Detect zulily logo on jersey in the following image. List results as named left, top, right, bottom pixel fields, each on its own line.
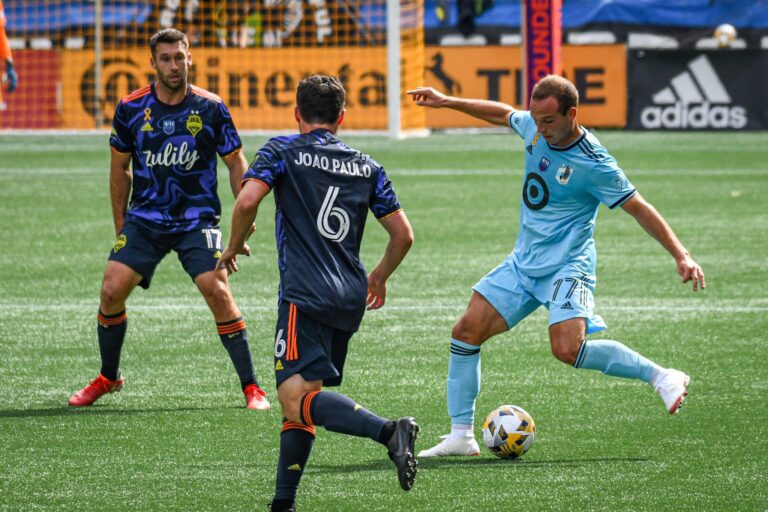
left=143, top=141, right=200, bottom=170
left=641, top=55, right=746, bottom=129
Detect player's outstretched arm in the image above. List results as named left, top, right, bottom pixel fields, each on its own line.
left=219, top=180, right=269, bottom=274
left=621, top=193, right=706, bottom=291
left=366, top=210, right=414, bottom=310
left=109, top=149, right=132, bottom=235
left=406, top=87, right=515, bottom=127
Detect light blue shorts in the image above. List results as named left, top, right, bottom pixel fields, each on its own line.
left=473, top=255, right=607, bottom=334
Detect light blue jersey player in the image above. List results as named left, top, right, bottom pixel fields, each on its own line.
left=408, top=75, right=706, bottom=458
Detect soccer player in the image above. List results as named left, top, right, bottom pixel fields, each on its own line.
left=68, top=28, right=269, bottom=411
left=408, top=76, right=706, bottom=458
left=0, top=0, right=18, bottom=110
left=218, top=75, right=419, bottom=511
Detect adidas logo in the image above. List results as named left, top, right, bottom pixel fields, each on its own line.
left=287, top=464, right=302, bottom=471
left=640, top=55, right=747, bottom=129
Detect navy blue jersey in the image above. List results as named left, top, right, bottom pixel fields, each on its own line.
left=110, top=83, right=242, bottom=233
left=243, top=129, right=402, bottom=332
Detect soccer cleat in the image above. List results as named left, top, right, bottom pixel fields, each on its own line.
left=655, top=369, right=690, bottom=414
left=68, top=373, right=124, bottom=407
left=244, top=384, right=271, bottom=410
left=268, top=499, right=295, bottom=512
left=417, top=434, right=481, bottom=458
left=387, top=416, right=419, bottom=491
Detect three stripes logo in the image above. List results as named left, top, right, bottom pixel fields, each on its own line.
left=640, top=55, right=747, bottom=129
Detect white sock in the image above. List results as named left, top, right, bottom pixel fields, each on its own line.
left=649, top=366, right=667, bottom=389
left=450, top=423, right=474, bottom=438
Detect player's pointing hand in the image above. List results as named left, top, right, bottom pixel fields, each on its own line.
left=407, top=87, right=450, bottom=108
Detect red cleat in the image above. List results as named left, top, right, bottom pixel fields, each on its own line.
left=243, top=384, right=270, bottom=410
left=68, top=373, right=124, bottom=407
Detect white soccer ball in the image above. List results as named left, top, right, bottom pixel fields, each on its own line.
left=714, top=23, right=737, bottom=48
left=481, top=404, right=536, bottom=459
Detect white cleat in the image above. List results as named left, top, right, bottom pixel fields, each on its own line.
left=655, top=369, right=690, bottom=414
left=417, top=434, right=481, bottom=458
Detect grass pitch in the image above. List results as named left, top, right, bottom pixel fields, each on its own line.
left=0, top=131, right=766, bottom=511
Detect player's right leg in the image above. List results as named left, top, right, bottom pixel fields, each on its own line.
left=70, top=221, right=165, bottom=407
left=420, top=257, right=539, bottom=458
left=69, top=261, right=142, bottom=406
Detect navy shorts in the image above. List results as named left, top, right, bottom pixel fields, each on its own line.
left=108, top=218, right=223, bottom=289
left=273, top=301, right=354, bottom=388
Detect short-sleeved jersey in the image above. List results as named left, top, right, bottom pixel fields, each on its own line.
left=110, top=83, right=242, bottom=233
left=508, top=110, right=636, bottom=277
left=243, top=129, right=402, bottom=332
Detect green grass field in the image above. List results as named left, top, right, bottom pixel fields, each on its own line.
left=1, top=131, right=766, bottom=511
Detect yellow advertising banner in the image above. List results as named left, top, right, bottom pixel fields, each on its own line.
left=422, top=45, right=626, bottom=127
left=61, top=45, right=626, bottom=130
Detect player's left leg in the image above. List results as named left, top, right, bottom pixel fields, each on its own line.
left=194, top=269, right=269, bottom=410
left=180, top=228, right=268, bottom=409
left=546, top=272, right=689, bottom=414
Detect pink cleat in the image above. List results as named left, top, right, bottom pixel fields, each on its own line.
left=244, top=384, right=270, bottom=410
left=69, top=373, right=124, bottom=407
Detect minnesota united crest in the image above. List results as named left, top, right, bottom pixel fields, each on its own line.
left=556, top=165, right=574, bottom=185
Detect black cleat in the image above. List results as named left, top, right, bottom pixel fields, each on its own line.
left=387, top=416, right=419, bottom=491
left=269, top=499, right=295, bottom=512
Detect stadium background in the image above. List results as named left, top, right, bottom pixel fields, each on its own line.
left=1, top=2, right=767, bottom=511
left=1, top=0, right=768, bottom=130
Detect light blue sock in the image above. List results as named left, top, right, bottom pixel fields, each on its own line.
left=447, top=338, right=481, bottom=426
left=574, top=339, right=660, bottom=383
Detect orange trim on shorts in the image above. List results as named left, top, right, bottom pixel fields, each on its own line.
left=97, top=311, right=127, bottom=326
left=286, top=303, right=298, bottom=361
left=217, top=320, right=246, bottom=335
left=302, top=391, right=320, bottom=426
left=282, top=421, right=316, bottom=436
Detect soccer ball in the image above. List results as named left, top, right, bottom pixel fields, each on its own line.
left=714, top=23, right=737, bottom=48
left=481, top=405, right=536, bottom=459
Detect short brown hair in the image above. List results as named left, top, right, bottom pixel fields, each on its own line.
left=149, top=29, right=189, bottom=56
left=297, top=75, right=346, bottom=125
left=531, top=75, right=579, bottom=115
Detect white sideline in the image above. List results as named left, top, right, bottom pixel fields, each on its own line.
left=0, top=302, right=765, bottom=313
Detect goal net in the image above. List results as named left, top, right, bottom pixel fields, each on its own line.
left=1, top=0, right=425, bottom=134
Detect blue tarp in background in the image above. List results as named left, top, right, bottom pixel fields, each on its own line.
left=5, top=0, right=768, bottom=33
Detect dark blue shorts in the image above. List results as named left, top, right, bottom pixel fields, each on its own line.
left=108, top=218, right=223, bottom=289
left=274, top=301, right=354, bottom=388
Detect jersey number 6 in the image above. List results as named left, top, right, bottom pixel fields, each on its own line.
left=317, top=186, right=351, bottom=242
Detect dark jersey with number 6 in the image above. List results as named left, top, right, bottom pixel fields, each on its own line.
left=243, top=129, right=401, bottom=332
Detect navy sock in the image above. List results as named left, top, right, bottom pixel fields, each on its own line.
left=274, top=420, right=315, bottom=502
left=97, top=309, right=127, bottom=381
left=217, top=317, right=257, bottom=389
left=301, top=391, right=389, bottom=444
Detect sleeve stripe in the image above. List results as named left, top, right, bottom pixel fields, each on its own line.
left=376, top=207, right=403, bottom=220
left=609, top=189, right=637, bottom=209
left=220, top=146, right=242, bottom=158
left=242, top=177, right=271, bottom=191
left=110, top=146, right=131, bottom=155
